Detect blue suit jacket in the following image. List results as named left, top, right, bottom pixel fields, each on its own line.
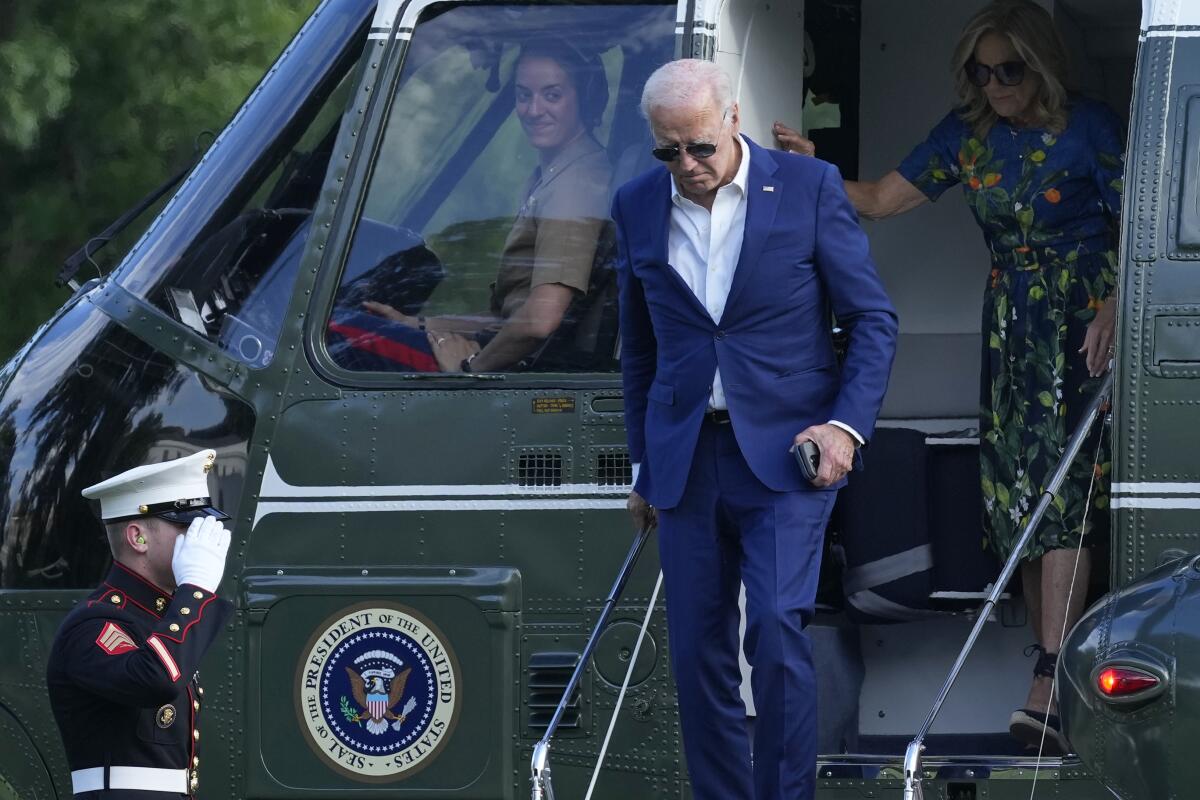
left=613, top=137, right=899, bottom=510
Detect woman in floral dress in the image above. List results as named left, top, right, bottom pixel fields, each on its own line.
left=776, top=0, right=1123, bottom=753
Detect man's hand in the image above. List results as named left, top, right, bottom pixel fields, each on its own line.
left=773, top=121, right=816, bottom=157
left=362, top=300, right=414, bottom=325
left=428, top=332, right=482, bottom=372
left=171, top=516, right=232, bottom=593
left=627, top=490, right=657, bottom=531
left=793, top=424, right=856, bottom=487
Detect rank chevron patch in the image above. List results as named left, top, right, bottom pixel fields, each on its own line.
left=95, top=622, right=138, bottom=655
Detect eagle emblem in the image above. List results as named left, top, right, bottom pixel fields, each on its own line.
left=342, top=650, right=416, bottom=735
left=300, top=606, right=460, bottom=779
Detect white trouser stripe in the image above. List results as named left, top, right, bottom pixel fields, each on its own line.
left=72, top=766, right=188, bottom=793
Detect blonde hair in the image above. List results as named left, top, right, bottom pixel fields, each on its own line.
left=952, top=0, right=1070, bottom=139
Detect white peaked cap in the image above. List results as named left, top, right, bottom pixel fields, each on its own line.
left=82, top=449, right=228, bottom=523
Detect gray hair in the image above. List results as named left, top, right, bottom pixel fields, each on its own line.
left=639, top=59, right=734, bottom=120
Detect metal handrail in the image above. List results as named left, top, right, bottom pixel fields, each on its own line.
left=531, top=524, right=654, bottom=800
left=901, top=370, right=1114, bottom=800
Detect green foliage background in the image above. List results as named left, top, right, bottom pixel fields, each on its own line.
left=0, top=0, right=319, bottom=363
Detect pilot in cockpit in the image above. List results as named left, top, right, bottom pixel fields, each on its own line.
left=330, top=39, right=612, bottom=373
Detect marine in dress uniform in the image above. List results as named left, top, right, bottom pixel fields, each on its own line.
left=46, top=450, right=234, bottom=799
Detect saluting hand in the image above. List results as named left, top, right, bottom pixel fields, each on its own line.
left=793, top=424, right=856, bottom=488
left=171, top=516, right=232, bottom=594
left=773, top=121, right=816, bottom=157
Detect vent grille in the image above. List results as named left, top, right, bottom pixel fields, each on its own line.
left=596, top=452, right=632, bottom=486
left=527, top=651, right=581, bottom=729
left=517, top=452, right=564, bottom=487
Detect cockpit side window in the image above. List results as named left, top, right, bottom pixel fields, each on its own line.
left=323, top=3, right=675, bottom=376
left=136, top=29, right=369, bottom=370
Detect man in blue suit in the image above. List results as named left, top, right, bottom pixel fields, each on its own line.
left=613, top=59, right=898, bottom=800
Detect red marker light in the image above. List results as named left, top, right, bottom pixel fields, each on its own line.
left=1096, top=666, right=1159, bottom=697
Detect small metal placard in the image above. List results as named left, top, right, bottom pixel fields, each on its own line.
left=532, top=397, right=576, bottom=414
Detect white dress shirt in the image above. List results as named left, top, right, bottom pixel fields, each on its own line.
left=631, top=135, right=861, bottom=486
left=667, top=134, right=751, bottom=410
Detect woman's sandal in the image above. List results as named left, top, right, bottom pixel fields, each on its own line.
left=1009, top=708, right=1071, bottom=755
left=1008, top=646, right=1072, bottom=755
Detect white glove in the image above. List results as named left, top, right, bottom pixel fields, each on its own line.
left=171, top=516, right=232, bottom=594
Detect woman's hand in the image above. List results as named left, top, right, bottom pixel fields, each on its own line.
left=428, top=332, right=481, bottom=372
left=772, top=121, right=816, bottom=156
left=1079, top=296, right=1117, bottom=377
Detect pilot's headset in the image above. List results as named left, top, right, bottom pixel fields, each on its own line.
left=515, top=38, right=610, bottom=132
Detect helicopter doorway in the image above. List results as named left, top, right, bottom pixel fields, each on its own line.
left=707, top=0, right=1140, bottom=766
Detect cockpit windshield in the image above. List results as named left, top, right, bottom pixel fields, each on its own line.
left=324, top=3, right=675, bottom=375
left=109, top=1, right=374, bottom=369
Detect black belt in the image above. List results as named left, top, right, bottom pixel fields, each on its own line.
left=703, top=409, right=731, bottom=425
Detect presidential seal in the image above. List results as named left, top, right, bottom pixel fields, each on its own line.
left=297, top=604, right=459, bottom=780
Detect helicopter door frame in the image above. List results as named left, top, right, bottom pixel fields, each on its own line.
left=680, top=0, right=806, bottom=134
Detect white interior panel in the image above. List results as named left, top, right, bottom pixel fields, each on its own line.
left=858, top=0, right=1020, bottom=337
left=859, top=616, right=1035, bottom=736
left=716, top=0, right=806, bottom=146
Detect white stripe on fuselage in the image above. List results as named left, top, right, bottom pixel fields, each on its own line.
left=260, top=456, right=629, bottom=498
left=1110, top=482, right=1200, bottom=509
left=253, top=455, right=632, bottom=526
left=253, top=498, right=628, bottom=527
left=1111, top=497, right=1200, bottom=509
left=1113, top=482, right=1200, bottom=494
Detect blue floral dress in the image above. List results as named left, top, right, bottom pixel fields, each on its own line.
left=897, top=97, right=1124, bottom=561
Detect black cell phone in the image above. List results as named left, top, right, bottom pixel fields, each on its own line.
left=791, top=439, right=821, bottom=484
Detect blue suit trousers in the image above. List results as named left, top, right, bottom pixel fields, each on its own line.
left=658, top=419, right=835, bottom=800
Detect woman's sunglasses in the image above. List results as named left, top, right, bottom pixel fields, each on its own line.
left=965, top=59, right=1026, bottom=88
left=651, top=141, right=719, bottom=162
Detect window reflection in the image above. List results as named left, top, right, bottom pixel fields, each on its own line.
left=326, top=4, right=675, bottom=374
left=138, top=30, right=368, bottom=369
left=0, top=302, right=254, bottom=588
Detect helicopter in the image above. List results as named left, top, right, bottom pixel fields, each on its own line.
left=0, top=0, right=1195, bottom=798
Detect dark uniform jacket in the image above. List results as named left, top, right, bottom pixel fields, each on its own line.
left=46, top=562, right=233, bottom=798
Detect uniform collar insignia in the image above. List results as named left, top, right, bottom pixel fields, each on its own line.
left=106, top=562, right=174, bottom=617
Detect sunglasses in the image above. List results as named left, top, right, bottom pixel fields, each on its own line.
left=651, top=141, right=718, bottom=162
left=651, top=108, right=731, bottom=162
left=965, top=59, right=1026, bottom=87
